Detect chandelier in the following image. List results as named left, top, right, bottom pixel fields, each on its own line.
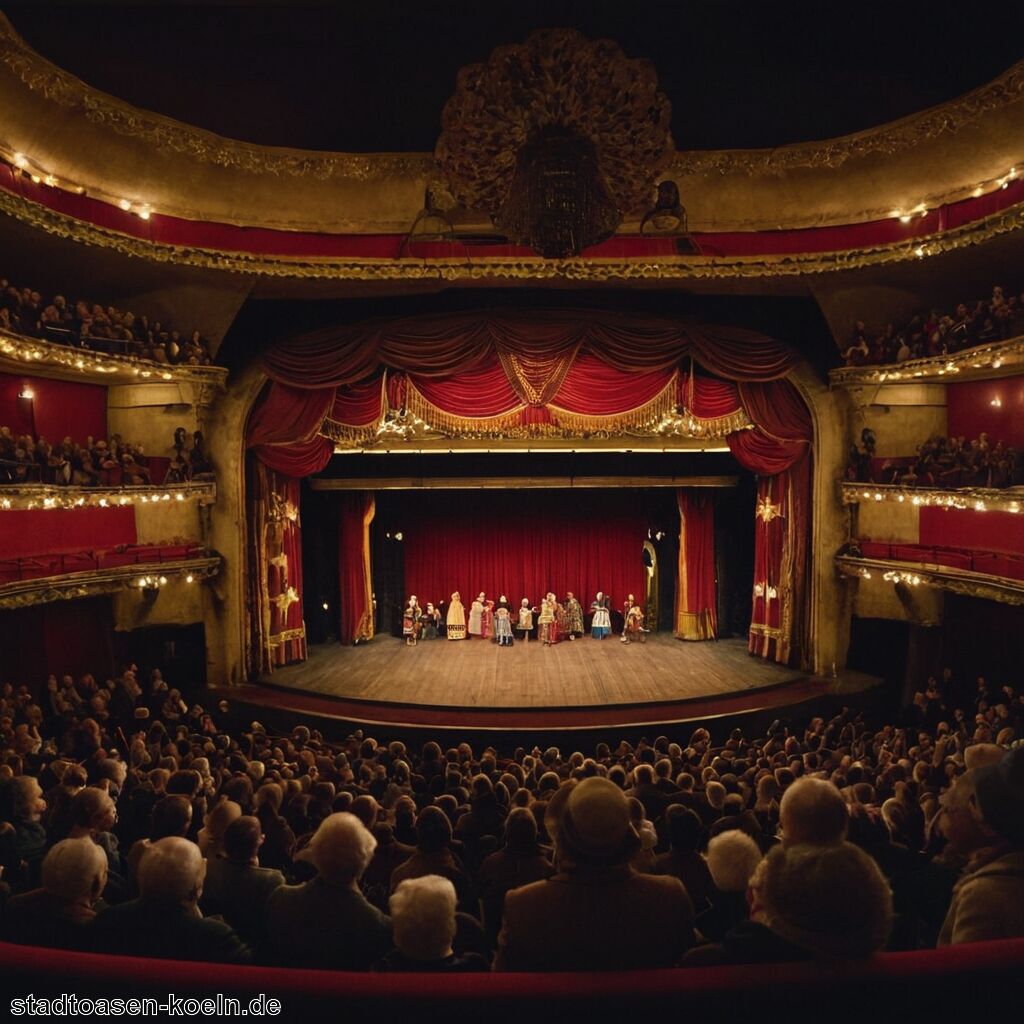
left=436, top=29, right=673, bottom=258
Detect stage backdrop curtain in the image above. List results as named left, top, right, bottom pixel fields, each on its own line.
left=247, top=461, right=307, bottom=674
left=675, top=490, right=717, bottom=641
left=399, top=490, right=648, bottom=618
left=338, top=492, right=376, bottom=646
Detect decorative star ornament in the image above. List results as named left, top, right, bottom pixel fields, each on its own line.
left=756, top=499, right=783, bottom=523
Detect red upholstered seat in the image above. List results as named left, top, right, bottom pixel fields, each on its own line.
left=97, top=550, right=136, bottom=569
left=60, top=552, right=99, bottom=573
left=20, top=557, right=59, bottom=579
left=859, top=540, right=892, bottom=559
left=893, top=544, right=929, bottom=563
left=158, top=544, right=191, bottom=560
left=146, top=456, right=171, bottom=485
left=932, top=550, right=971, bottom=570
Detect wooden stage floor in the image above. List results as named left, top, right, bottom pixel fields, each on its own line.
left=262, top=634, right=804, bottom=710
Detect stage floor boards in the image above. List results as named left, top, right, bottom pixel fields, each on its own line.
left=261, top=634, right=804, bottom=710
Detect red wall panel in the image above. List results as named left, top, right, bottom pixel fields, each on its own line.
left=0, top=372, right=107, bottom=442
left=919, top=507, right=1024, bottom=557
left=946, top=377, right=1024, bottom=449
left=0, top=506, right=137, bottom=559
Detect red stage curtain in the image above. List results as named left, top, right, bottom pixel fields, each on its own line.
left=550, top=356, right=674, bottom=414
left=727, top=379, right=813, bottom=666
left=246, top=462, right=307, bottom=674
left=0, top=373, right=107, bottom=442
left=338, top=492, right=376, bottom=645
left=261, top=310, right=800, bottom=389
left=675, top=490, right=717, bottom=641
left=246, top=382, right=335, bottom=476
left=399, top=491, right=648, bottom=617
left=0, top=506, right=136, bottom=559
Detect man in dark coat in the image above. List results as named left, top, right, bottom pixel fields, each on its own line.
left=92, top=836, right=250, bottom=963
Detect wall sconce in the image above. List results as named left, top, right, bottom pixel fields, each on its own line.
left=990, top=396, right=1002, bottom=408
left=18, top=386, right=34, bottom=400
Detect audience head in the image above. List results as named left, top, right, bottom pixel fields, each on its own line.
left=223, top=815, right=263, bottom=864
left=302, top=812, right=376, bottom=885
left=749, top=842, right=893, bottom=958
left=41, top=837, right=107, bottom=905
left=389, top=875, right=457, bottom=961
left=706, top=830, right=763, bottom=893
left=137, top=837, right=205, bottom=906
left=779, top=776, right=849, bottom=846
left=546, top=777, right=640, bottom=867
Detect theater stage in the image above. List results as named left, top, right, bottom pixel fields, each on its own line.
left=245, top=635, right=874, bottom=731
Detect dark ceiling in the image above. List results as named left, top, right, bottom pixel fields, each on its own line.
left=5, top=0, right=1024, bottom=154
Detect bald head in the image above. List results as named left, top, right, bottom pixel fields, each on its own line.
left=137, top=836, right=205, bottom=904
left=779, top=776, right=848, bottom=846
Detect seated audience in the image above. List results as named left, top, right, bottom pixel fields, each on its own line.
left=937, top=748, right=1024, bottom=944
left=93, top=836, right=250, bottom=963
left=779, top=776, right=849, bottom=846
left=375, top=875, right=488, bottom=971
left=685, top=842, right=893, bottom=965
left=697, top=830, right=763, bottom=941
left=494, top=777, right=695, bottom=971
left=263, top=812, right=391, bottom=969
left=202, top=815, right=285, bottom=947
left=1, top=837, right=107, bottom=949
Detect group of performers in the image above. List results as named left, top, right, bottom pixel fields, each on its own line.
left=401, top=591, right=647, bottom=647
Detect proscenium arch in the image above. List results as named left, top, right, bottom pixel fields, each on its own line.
left=205, top=315, right=844, bottom=687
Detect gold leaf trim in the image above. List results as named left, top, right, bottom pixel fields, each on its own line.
left=268, top=626, right=307, bottom=647
left=1, top=183, right=1022, bottom=281
left=836, top=555, right=1024, bottom=607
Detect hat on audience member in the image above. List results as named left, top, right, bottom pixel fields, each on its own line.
left=973, top=747, right=1024, bottom=845
left=548, top=777, right=640, bottom=865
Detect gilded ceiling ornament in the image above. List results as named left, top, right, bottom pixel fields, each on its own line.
left=436, top=29, right=673, bottom=257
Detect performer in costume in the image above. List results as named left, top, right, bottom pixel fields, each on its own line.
left=623, top=600, right=646, bottom=644
left=446, top=591, right=466, bottom=641
left=468, top=593, right=485, bottom=638
left=423, top=602, right=440, bottom=640
left=537, top=595, right=556, bottom=647
left=591, top=592, right=611, bottom=639
left=494, top=605, right=514, bottom=646
left=403, top=596, right=422, bottom=647
left=620, top=594, right=636, bottom=642
left=564, top=592, right=584, bottom=640
left=517, top=598, right=535, bottom=642
left=481, top=595, right=495, bottom=640
left=547, top=592, right=562, bottom=645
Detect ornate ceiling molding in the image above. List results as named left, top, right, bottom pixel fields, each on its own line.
left=1, top=179, right=1022, bottom=281
left=2, top=13, right=1022, bottom=187
left=0, top=13, right=430, bottom=183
